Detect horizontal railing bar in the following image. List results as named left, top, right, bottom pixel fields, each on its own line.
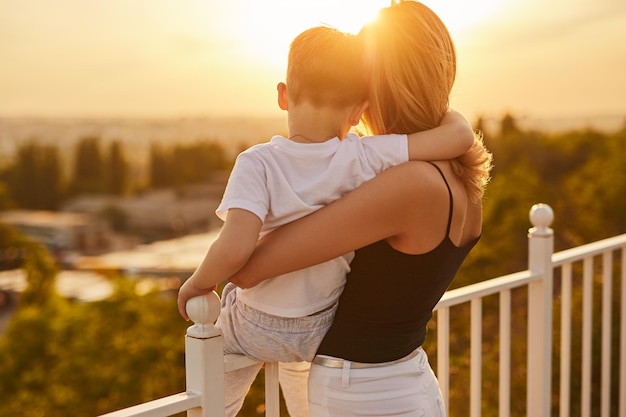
left=99, top=392, right=202, bottom=417
left=435, top=270, right=537, bottom=310
left=435, top=233, right=626, bottom=311
left=552, top=233, right=626, bottom=266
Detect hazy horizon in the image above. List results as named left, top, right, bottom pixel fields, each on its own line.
left=1, top=113, right=624, bottom=167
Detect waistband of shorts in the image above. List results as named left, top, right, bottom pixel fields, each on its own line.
left=307, top=302, right=336, bottom=316
left=312, top=348, right=421, bottom=369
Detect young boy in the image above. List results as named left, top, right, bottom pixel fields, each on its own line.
left=178, top=26, right=474, bottom=417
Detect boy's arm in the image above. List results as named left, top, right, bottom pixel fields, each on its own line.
left=407, top=109, right=474, bottom=161
left=177, top=208, right=262, bottom=320
left=228, top=161, right=448, bottom=289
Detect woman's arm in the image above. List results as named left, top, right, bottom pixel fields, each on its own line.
left=228, top=161, right=448, bottom=288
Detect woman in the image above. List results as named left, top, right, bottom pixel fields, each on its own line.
left=229, top=1, right=492, bottom=415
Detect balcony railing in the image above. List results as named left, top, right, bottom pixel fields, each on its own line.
left=100, top=204, right=626, bottom=417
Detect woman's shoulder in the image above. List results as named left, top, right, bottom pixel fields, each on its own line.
left=366, top=161, right=453, bottom=223
left=379, top=160, right=453, bottom=194
left=381, top=160, right=480, bottom=252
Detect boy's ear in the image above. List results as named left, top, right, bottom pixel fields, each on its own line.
left=349, top=100, right=369, bottom=126
left=277, top=82, right=288, bottom=111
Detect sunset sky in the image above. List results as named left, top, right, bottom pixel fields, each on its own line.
left=1, top=0, right=625, bottom=123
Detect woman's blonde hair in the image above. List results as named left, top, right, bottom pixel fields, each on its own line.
left=359, top=1, right=492, bottom=202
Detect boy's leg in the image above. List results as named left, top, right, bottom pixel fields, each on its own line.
left=224, top=361, right=264, bottom=417
left=219, top=283, right=264, bottom=417
left=219, top=282, right=336, bottom=417
left=279, top=361, right=311, bottom=417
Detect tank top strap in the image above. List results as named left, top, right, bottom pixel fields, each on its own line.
left=426, top=162, right=453, bottom=236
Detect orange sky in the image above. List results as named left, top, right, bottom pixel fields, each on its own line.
left=1, top=0, right=625, bottom=123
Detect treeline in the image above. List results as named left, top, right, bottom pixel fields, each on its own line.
left=443, top=114, right=626, bottom=416
left=462, top=114, right=626, bottom=284
left=0, top=113, right=625, bottom=416
left=0, top=137, right=232, bottom=211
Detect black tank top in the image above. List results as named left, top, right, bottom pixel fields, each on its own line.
left=316, top=163, right=480, bottom=363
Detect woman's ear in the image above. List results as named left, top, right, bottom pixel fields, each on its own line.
left=277, top=82, right=289, bottom=111
left=349, top=100, right=369, bottom=126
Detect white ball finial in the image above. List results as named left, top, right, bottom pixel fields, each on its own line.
left=530, top=203, right=554, bottom=227
left=186, top=291, right=221, bottom=338
left=529, top=203, right=554, bottom=236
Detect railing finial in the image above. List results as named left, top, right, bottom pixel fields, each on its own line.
left=186, top=291, right=222, bottom=338
left=529, top=203, right=554, bottom=236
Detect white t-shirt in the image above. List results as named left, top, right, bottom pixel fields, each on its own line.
left=216, top=132, right=408, bottom=317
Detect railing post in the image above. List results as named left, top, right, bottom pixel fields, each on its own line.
left=527, top=203, right=554, bottom=417
left=186, top=292, right=225, bottom=417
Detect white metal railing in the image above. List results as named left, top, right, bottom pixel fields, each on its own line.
left=100, top=203, right=626, bottom=417
left=434, top=204, right=626, bottom=417
left=99, top=293, right=280, bottom=417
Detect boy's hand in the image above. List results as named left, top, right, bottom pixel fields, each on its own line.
left=177, top=278, right=216, bottom=321
left=407, top=108, right=474, bottom=161
left=441, top=108, right=474, bottom=155
left=441, top=109, right=471, bottom=131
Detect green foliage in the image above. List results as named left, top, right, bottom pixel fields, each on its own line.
left=0, top=182, right=14, bottom=210
left=437, top=114, right=626, bottom=417
left=18, top=241, right=59, bottom=306
left=0, top=137, right=233, bottom=208
left=6, top=142, right=64, bottom=210
left=473, top=116, right=626, bottom=278
left=69, top=137, right=105, bottom=195
left=106, top=141, right=129, bottom=195
left=0, top=222, right=57, bottom=298
left=1, top=115, right=625, bottom=416
left=0, top=277, right=189, bottom=417
left=148, top=141, right=230, bottom=189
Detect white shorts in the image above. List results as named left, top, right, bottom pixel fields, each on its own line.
left=308, top=347, right=446, bottom=417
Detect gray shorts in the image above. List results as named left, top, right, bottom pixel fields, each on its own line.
left=217, top=282, right=338, bottom=362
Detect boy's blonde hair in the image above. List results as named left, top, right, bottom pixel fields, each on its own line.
left=287, top=26, right=369, bottom=108
left=360, top=1, right=492, bottom=202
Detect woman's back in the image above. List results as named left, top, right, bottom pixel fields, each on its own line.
left=316, top=160, right=480, bottom=363
left=386, top=159, right=482, bottom=254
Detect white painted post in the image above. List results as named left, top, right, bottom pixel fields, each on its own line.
left=264, top=363, right=280, bottom=417
left=527, top=203, right=554, bottom=417
left=186, top=292, right=225, bottom=417
left=437, top=307, right=450, bottom=416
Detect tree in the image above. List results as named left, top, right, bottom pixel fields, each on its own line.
left=107, top=141, right=129, bottom=195
left=473, top=115, right=486, bottom=136
left=149, top=141, right=230, bottom=189
left=38, top=145, right=64, bottom=209
left=148, top=143, right=173, bottom=189
left=499, top=112, right=521, bottom=137
left=7, top=142, right=64, bottom=210
left=0, top=182, right=13, bottom=211
left=70, top=137, right=104, bottom=195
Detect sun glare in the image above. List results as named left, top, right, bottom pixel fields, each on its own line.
left=421, top=0, right=505, bottom=34
left=228, top=0, right=506, bottom=72
left=232, top=0, right=388, bottom=68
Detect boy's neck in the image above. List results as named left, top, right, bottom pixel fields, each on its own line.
left=287, top=102, right=350, bottom=143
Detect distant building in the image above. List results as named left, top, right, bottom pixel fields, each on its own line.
left=63, top=184, right=225, bottom=240
left=0, top=210, right=110, bottom=265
